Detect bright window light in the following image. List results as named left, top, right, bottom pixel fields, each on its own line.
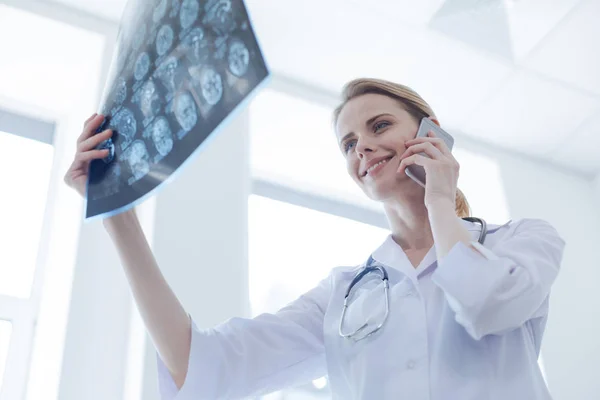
left=0, top=131, right=54, bottom=298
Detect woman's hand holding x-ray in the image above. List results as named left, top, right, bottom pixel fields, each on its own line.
left=397, top=130, right=460, bottom=210
left=64, top=113, right=113, bottom=197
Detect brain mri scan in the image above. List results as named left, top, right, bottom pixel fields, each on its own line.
left=204, top=0, right=236, bottom=34
left=199, top=67, right=223, bottom=105
left=180, top=0, right=200, bottom=31
left=86, top=0, right=269, bottom=220
left=156, top=56, right=180, bottom=94
left=174, top=91, right=198, bottom=132
left=170, top=0, right=181, bottom=17
left=149, top=117, right=174, bottom=158
left=114, top=77, right=128, bottom=105
left=137, top=79, right=162, bottom=121
left=184, top=27, right=212, bottom=64
left=123, top=140, right=151, bottom=183
left=228, top=38, right=249, bottom=77
left=111, top=108, right=138, bottom=151
left=156, top=24, right=175, bottom=57
left=134, top=52, right=151, bottom=81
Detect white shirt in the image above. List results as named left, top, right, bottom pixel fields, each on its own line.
left=157, top=217, right=565, bottom=400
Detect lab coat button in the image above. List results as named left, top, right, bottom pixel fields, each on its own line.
left=406, top=360, right=416, bottom=369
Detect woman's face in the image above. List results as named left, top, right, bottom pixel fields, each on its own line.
left=335, top=93, right=421, bottom=201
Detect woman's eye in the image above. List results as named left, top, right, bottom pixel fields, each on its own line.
left=374, top=121, right=390, bottom=132
left=344, top=140, right=356, bottom=153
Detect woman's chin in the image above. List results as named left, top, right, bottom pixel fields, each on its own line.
left=363, top=174, right=422, bottom=201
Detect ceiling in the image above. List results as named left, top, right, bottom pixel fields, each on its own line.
left=46, top=0, right=600, bottom=178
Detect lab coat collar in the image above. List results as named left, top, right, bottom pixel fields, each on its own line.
left=369, top=217, right=483, bottom=282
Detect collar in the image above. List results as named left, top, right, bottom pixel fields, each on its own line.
left=369, top=217, right=484, bottom=281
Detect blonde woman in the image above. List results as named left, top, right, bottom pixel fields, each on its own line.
left=65, top=78, right=565, bottom=399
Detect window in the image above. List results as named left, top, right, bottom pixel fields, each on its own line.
left=0, top=117, right=55, bottom=399
left=0, top=131, right=54, bottom=299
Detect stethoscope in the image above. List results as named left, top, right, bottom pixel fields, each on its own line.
left=338, top=217, right=487, bottom=341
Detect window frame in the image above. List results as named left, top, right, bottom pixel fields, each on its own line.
left=0, top=109, right=56, bottom=399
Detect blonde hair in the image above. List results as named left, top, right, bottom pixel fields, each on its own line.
left=333, top=78, right=471, bottom=218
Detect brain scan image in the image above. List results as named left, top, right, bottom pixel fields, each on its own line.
left=114, top=77, right=128, bottom=105
left=213, top=35, right=228, bottom=60
left=156, top=24, right=175, bottom=57
left=204, top=0, right=236, bottom=34
left=123, top=140, right=151, bottom=182
left=174, top=91, right=198, bottom=132
left=86, top=0, right=269, bottom=219
left=170, top=0, right=181, bottom=17
left=153, top=0, right=169, bottom=22
left=228, top=38, right=250, bottom=77
left=92, top=162, right=121, bottom=200
left=149, top=117, right=174, bottom=157
left=97, top=137, right=116, bottom=164
left=134, top=52, right=151, bottom=81
left=199, top=67, right=223, bottom=105
left=156, top=56, right=179, bottom=94
left=184, top=27, right=211, bottom=64
left=138, top=80, right=161, bottom=121
left=111, top=108, right=137, bottom=151
left=131, top=23, right=147, bottom=51
left=180, top=0, right=200, bottom=31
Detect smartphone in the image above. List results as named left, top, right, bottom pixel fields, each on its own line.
left=405, top=118, right=455, bottom=187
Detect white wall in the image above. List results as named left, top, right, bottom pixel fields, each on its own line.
left=594, top=173, right=600, bottom=205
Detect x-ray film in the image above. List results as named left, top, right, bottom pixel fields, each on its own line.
left=85, top=0, right=269, bottom=220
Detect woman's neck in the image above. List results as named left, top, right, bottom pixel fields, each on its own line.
left=384, top=200, right=434, bottom=252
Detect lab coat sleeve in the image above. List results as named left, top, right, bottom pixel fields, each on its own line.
left=431, top=218, right=565, bottom=340
left=156, top=274, right=332, bottom=400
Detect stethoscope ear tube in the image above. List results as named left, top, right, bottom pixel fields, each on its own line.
left=462, top=217, right=487, bottom=245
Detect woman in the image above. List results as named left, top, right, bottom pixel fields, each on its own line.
left=64, top=78, right=565, bottom=399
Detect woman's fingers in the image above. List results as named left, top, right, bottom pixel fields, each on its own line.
left=76, top=148, right=110, bottom=163
left=398, top=154, right=432, bottom=175
left=405, top=134, right=451, bottom=156
left=78, top=128, right=113, bottom=152
left=83, top=113, right=98, bottom=126
left=400, top=142, right=444, bottom=161
left=77, top=114, right=105, bottom=145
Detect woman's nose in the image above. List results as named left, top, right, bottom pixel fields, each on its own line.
left=355, top=137, right=376, bottom=158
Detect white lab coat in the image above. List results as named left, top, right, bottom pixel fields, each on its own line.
left=157, top=218, right=565, bottom=399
